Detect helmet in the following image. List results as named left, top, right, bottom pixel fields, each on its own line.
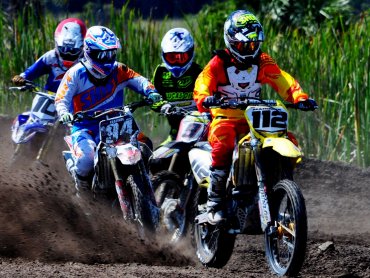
left=83, top=26, right=121, bottom=79
left=161, top=28, right=194, bottom=78
left=224, top=10, right=264, bottom=62
left=55, top=18, right=87, bottom=68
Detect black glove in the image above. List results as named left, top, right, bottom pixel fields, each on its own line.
left=202, top=96, right=218, bottom=109
left=297, top=98, right=318, bottom=111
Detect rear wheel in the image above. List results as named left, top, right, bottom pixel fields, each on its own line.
left=265, top=179, right=307, bottom=276
left=192, top=185, right=236, bottom=268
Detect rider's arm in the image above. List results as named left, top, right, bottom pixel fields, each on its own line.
left=20, top=50, right=53, bottom=81
left=118, top=63, right=157, bottom=97
left=55, top=67, right=77, bottom=117
left=193, top=56, right=221, bottom=113
left=258, top=52, right=309, bottom=103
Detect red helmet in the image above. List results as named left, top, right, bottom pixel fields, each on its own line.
left=54, top=18, right=87, bottom=68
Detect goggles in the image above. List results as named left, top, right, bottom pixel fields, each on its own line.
left=58, top=46, right=81, bottom=56
left=230, top=41, right=261, bottom=56
left=88, top=49, right=117, bottom=63
left=163, top=51, right=191, bottom=67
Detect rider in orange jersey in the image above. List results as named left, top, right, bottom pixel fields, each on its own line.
left=193, top=10, right=317, bottom=225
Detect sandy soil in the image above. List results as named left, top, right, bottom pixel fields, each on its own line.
left=0, top=117, right=369, bottom=278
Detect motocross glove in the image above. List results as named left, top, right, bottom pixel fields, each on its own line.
left=160, top=103, right=172, bottom=114
left=60, top=113, right=73, bottom=124
left=147, top=92, right=162, bottom=105
left=202, top=96, right=218, bottom=109
left=297, top=98, right=318, bottom=111
left=151, top=100, right=167, bottom=112
left=12, top=75, right=26, bottom=86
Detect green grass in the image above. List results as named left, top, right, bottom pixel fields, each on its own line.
left=1, top=5, right=369, bottom=166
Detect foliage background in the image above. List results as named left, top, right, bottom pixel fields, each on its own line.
left=0, top=0, right=369, bottom=166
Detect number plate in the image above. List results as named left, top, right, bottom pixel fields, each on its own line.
left=246, top=106, right=288, bottom=133
left=99, top=114, right=139, bottom=144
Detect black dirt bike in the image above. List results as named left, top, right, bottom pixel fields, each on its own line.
left=191, top=95, right=317, bottom=276
left=62, top=100, right=159, bottom=237
left=148, top=104, right=211, bottom=242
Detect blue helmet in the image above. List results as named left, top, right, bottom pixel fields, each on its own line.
left=224, top=10, right=264, bottom=62
left=83, top=26, right=121, bottom=79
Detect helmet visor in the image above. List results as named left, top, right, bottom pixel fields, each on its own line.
left=229, top=41, right=261, bottom=56
left=163, top=51, right=191, bottom=67
left=87, top=49, right=117, bottom=63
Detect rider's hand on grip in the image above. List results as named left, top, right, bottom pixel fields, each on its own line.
left=297, top=98, right=318, bottom=111
left=202, top=96, right=218, bottom=109
left=147, top=92, right=162, bottom=104
left=12, top=75, right=26, bottom=86
left=160, top=103, right=172, bottom=114
left=60, top=112, right=73, bottom=124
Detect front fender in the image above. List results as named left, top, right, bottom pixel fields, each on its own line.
left=262, top=138, right=302, bottom=159
left=116, top=144, right=142, bottom=165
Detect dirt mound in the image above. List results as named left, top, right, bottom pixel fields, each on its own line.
left=0, top=117, right=369, bottom=277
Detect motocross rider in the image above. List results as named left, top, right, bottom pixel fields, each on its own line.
left=151, top=28, right=203, bottom=144
left=194, top=10, right=317, bottom=225
left=12, top=18, right=87, bottom=92
left=55, top=26, right=162, bottom=191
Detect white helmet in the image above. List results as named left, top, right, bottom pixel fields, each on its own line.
left=54, top=18, right=87, bottom=69
left=83, top=26, right=121, bottom=80
left=161, top=28, right=194, bottom=78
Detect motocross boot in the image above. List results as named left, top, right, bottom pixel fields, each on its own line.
left=207, top=167, right=229, bottom=225
left=72, top=171, right=91, bottom=192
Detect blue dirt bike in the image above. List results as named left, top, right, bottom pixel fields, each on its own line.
left=9, top=80, right=58, bottom=162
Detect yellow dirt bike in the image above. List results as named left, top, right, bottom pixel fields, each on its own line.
left=192, top=96, right=317, bottom=276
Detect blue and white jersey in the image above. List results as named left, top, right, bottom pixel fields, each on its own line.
left=20, top=49, right=68, bottom=93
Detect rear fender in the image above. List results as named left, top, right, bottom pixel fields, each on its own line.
left=188, top=147, right=212, bottom=188
left=151, top=141, right=191, bottom=159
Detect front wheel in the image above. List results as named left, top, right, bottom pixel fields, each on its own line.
left=192, top=186, right=236, bottom=268
left=265, top=179, right=307, bottom=276
left=127, top=174, right=157, bottom=238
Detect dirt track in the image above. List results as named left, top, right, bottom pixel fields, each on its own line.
left=0, top=117, right=369, bottom=278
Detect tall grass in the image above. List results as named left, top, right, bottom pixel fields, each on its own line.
left=0, top=4, right=369, bottom=166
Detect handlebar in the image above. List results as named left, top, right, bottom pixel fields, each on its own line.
left=9, top=79, right=55, bottom=97
left=212, top=97, right=318, bottom=111
left=70, top=99, right=150, bottom=124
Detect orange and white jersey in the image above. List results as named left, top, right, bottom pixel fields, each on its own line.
left=56, top=61, right=155, bottom=116
left=194, top=50, right=308, bottom=119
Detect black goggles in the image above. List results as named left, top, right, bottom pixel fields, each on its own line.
left=58, top=46, right=81, bottom=56
left=88, top=49, right=117, bottom=63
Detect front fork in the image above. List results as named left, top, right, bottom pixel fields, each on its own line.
left=106, top=147, right=132, bottom=220
left=251, top=138, right=272, bottom=233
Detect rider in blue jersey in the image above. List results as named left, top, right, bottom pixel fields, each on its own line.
left=55, top=26, right=162, bottom=191
left=12, top=18, right=87, bottom=92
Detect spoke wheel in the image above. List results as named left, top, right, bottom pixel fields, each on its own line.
left=265, top=179, right=307, bottom=276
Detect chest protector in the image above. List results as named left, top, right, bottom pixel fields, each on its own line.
left=215, top=50, right=262, bottom=99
